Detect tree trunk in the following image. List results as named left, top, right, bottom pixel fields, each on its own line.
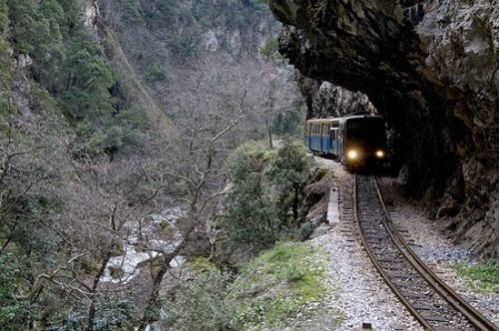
left=137, top=262, right=169, bottom=330
left=138, top=221, right=197, bottom=329
left=266, top=118, right=273, bottom=149
left=292, top=185, right=300, bottom=224
left=87, top=251, right=112, bottom=331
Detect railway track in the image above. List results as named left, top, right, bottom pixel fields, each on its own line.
left=353, top=175, right=498, bottom=331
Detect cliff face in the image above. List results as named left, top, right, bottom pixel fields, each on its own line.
left=269, top=0, right=499, bottom=256
left=297, top=75, right=376, bottom=118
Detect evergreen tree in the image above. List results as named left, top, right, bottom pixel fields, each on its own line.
left=268, top=140, right=310, bottom=226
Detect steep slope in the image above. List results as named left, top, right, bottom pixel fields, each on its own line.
left=0, top=1, right=307, bottom=329
left=269, top=0, right=498, bottom=256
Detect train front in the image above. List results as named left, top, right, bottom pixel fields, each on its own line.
left=343, top=116, right=388, bottom=171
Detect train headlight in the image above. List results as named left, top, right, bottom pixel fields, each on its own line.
left=347, top=149, right=359, bottom=160
left=376, top=150, right=385, bottom=158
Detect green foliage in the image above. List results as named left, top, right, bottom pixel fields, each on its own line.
left=268, top=139, right=310, bottom=226
left=0, top=255, right=27, bottom=330
left=223, top=140, right=311, bottom=252
left=0, top=0, right=12, bottom=104
left=4, top=0, right=148, bottom=157
left=62, top=32, right=116, bottom=120
left=141, top=0, right=180, bottom=29
left=122, top=0, right=145, bottom=23
left=0, top=36, right=12, bottom=104
left=146, top=62, right=168, bottom=83
left=273, top=111, right=303, bottom=136
left=166, top=269, right=234, bottom=331
left=268, top=140, right=310, bottom=187
left=192, top=0, right=267, bottom=31
left=165, top=243, right=335, bottom=331
left=105, top=108, right=148, bottom=154
left=6, top=0, right=64, bottom=68
left=260, top=37, right=279, bottom=59
left=187, top=257, right=218, bottom=273
left=229, top=242, right=333, bottom=330
left=0, top=0, right=8, bottom=29
left=169, top=28, right=202, bottom=59
left=93, top=298, right=135, bottom=331
left=224, top=141, right=279, bottom=250
left=452, top=262, right=499, bottom=293
left=1, top=0, right=144, bottom=156
left=49, top=298, right=134, bottom=331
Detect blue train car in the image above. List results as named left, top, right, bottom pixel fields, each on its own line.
left=305, top=115, right=388, bottom=170
left=304, top=118, right=341, bottom=157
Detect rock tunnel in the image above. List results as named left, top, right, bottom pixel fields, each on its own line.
left=269, top=0, right=499, bottom=256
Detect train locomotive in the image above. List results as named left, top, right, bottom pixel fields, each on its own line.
left=304, top=114, right=388, bottom=170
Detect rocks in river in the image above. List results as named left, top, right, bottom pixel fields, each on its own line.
left=101, top=206, right=186, bottom=284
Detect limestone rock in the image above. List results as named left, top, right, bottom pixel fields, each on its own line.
left=16, top=54, right=32, bottom=69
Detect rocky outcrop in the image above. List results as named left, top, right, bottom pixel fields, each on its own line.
left=298, top=75, right=376, bottom=118
left=269, top=0, right=499, bottom=256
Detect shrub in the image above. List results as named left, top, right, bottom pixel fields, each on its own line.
left=268, top=139, right=311, bottom=227
left=165, top=269, right=234, bottom=331
left=223, top=140, right=311, bottom=252
left=224, top=141, right=279, bottom=250
left=48, top=298, right=134, bottom=331
left=0, top=254, right=27, bottom=330
left=145, top=63, right=167, bottom=83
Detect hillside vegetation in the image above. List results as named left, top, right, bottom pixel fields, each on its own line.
left=0, top=0, right=308, bottom=329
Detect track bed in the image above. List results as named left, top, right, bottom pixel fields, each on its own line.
left=353, top=176, right=498, bottom=331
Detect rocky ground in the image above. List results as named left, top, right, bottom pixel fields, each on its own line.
left=306, top=157, right=498, bottom=330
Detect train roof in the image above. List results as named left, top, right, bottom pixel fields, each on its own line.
left=306, top=114, right=384, bottom=123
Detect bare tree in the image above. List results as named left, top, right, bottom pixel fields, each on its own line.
left=136, top=55, right=265, bottom=328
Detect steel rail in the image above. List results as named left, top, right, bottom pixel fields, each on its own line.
left=373, top=177, right=499, bottom=331
left=353, top=176, right=434, bottom=330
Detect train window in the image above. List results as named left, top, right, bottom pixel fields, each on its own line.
left=331, top=128, right=338, bottom=139
left=346, top=118, right=386, bottom=144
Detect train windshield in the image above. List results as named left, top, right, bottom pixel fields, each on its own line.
left=346, top=118, right=386, bottom=146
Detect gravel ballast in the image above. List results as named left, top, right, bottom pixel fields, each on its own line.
left=310, top=158, right=423, bottom=330
left=378, top=178, right=499, bottom=326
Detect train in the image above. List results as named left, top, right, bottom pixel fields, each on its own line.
left=304, top=114, right=388, bottom=170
